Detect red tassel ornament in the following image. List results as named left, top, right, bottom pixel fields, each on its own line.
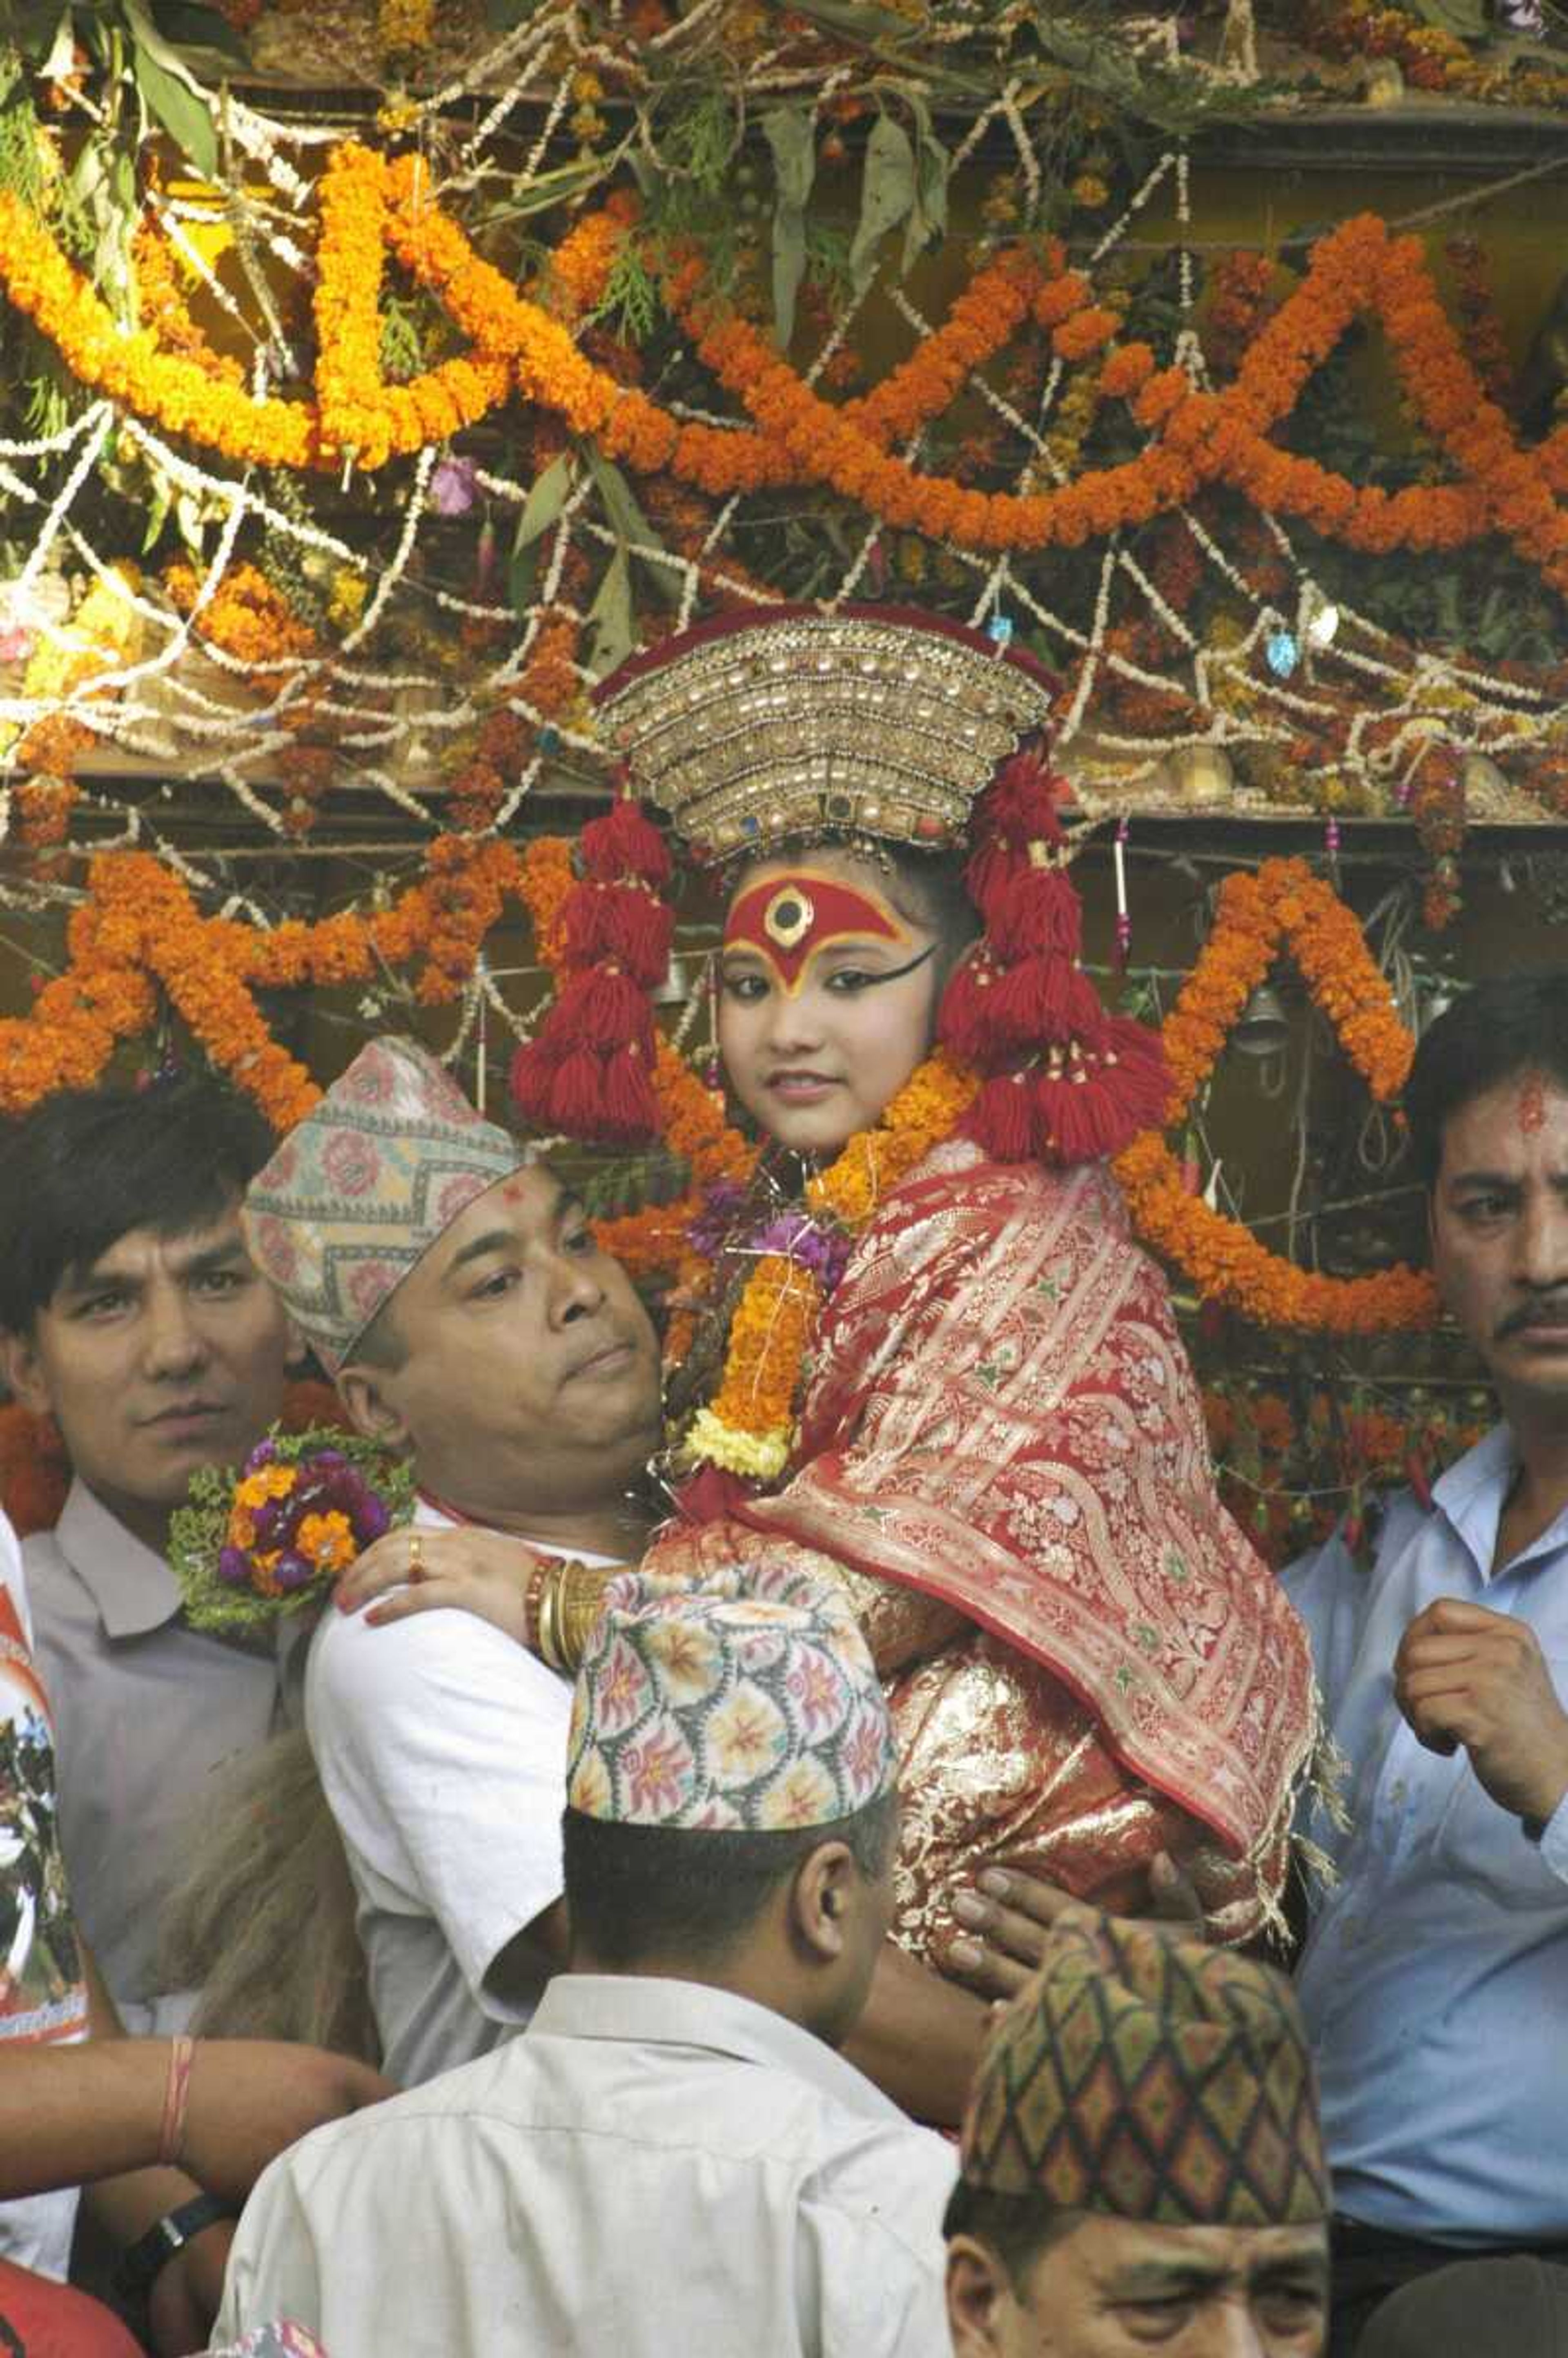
left=938, top=740, right=1172, bottom=1166
left=509, top=782, right=674, bottom=1148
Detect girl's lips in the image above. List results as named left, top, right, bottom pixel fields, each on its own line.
left=767, top=1074, right=838, bottom=1103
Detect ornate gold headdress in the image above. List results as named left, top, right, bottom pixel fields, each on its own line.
left=594, top=604, right=1056, bottom=860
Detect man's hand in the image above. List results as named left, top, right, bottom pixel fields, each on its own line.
left=335, top=1526, right=544, bottom=1643
left=943, top=1853, right=1205, bottom=2002
left=1394, top=1596, right=1568, bottom=1825
left=180, top=2042, right=392, bottom=2204
left=145, top=2218, right=233, bottom=2358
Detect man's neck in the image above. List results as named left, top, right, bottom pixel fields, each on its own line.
left=1494, top=1398, right=1568, bottom=1564
left=416, top=1476, right=652, bottom=1563
left=83, top=1481, right=172, bottom=1559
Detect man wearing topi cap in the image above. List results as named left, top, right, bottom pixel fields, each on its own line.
left=242, top=1034, right=664, bottom=2086
left=216, top=1566, right=957, bottom=2358
left=945, top=1908, right=1332, bottom=2358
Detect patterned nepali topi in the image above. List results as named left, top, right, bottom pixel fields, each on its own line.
left=243, top=1036, right=527, bottom=1373
left=566, top=1564, right=898, bottom=1832
left=961, top=1906, right=1330, bottom=2228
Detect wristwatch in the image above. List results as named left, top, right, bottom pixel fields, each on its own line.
left=116, top=2192, right=235, bottom=2301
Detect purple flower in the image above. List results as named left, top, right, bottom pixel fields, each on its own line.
left=752, top=1212, right=851, bottom=1291
left=272, top=1552, right=314, bottom=1593
left=245, top=1439, right=278, bottom=1469
left=218, top=1545, right=251, bottom=1588
left=430, top=457, right=480, bottom=517
left=359, top=1495, right=391, bottom=1542
left=686, top=1181, right=750, bottom=1260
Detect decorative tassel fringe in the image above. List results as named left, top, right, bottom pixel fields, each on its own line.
left=509, top=781, right=673, bottom=1147
left=939, top=740, right=1172, bottom=1167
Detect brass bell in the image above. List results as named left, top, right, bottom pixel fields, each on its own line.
left=1233, top=981, right=1291, bottom=1058
left=1165, top=745, right=1235, bottom=808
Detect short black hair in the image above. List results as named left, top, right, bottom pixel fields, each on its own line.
left=0, top=1076, right=274, bottom=1333
left=941, top=2181, right=1084, bottom=2283
left=1404, top=973, right=1568, bottom=1191
left=562, top=1790, right=898, bottom=1968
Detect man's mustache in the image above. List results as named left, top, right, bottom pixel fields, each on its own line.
left=1498, top=1295, right=1568, bottom=1337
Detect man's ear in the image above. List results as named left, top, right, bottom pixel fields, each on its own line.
left=790, top=1839, right=855, bottom=1964
left=945, top=2237, right=1011, bottom=2358
left=335, top=1364, right=412, bottom=1451
left=282, top=1318, right=316, bottom=1378
left=0, top=1326, right=51, bottom=1419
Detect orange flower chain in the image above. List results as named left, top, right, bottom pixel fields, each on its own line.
left=1112, top=858, right=1439, bottom=1335
left=0, top=149, right=1567, bottom=583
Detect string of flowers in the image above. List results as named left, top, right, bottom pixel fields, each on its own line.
left=1113, top=857, right=1439, bottom=1334
left=4, top=152, right=1568, bottom=596
left=680, top=1049, right=978, bottom=1479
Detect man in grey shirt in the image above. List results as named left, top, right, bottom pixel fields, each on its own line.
left=0, top=1077, right=292, bottom=2030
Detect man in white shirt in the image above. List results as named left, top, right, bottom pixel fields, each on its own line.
left=245, top=1036, right=989, bottom=2113
left=218, top=1564, right=956, bottom=2358
left=0, top=1079, right=292, bottom=2031
left=242, top=1037, right=662, bottom=2084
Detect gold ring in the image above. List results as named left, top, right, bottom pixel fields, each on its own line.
left=408, top=1530, right=424, bottom=1579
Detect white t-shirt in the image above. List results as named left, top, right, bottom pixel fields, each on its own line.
left=0, top=1510, right=88, bottom=2278
left=305, top=1503, right=610, bottom=2088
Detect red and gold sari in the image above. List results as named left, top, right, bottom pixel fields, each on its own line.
left=647, top=1141, right=1317, bottom=1955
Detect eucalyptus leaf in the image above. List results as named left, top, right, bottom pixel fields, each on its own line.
left=147, top=1, right=251, bottom=62
left=27, top=7, right=74, bottom=73
left=587, top=448, right=681, bottom=608
left=514, top=451, right=575, bottom=550
left=848, top=111, right=915, bottom=293
left=490, top=156, right=619, bottom=222
left=1402, top=0, right=1485, bottom=30
left=586, top=545, right=635, bottom=677
left=901, top=90, right=949, bottom=274
left=763, top=104, right=816, bottom=348
left=127, top=10, right=218, bottom=176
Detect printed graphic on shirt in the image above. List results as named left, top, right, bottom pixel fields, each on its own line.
left=0, top=1588, right=86, bottom=2046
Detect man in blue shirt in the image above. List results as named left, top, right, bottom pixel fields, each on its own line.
left=1283, top=971, right=1568, bottom=2351
left=943, top=971, right=1568, bottom=2354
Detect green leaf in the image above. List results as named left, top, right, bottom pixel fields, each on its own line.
left=587, top=447, right=681, bottom=608
left=129, top=29, right=217, bottom=175
left=848, top=111, right=915, bottom=292
left=514, top=450, right=575, bottom=550
left=901, top=90, right=949, bottom=274
left=763, top=104, right=816, bottom=349
left=586, top=545, right=635, bottom=677
left=1402, top=0, right=1485, bottom=30
left=16, top=6, right=71, bottom=69
left=147, top=0, right=251, bottom=61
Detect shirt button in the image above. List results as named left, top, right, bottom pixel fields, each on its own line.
left=1390, top=1779, right=1408, bottom=1805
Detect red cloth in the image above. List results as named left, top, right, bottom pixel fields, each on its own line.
left=652, top=1144, right=1316, bottom=1873
left=0, top=2262, right=145, bottom=2358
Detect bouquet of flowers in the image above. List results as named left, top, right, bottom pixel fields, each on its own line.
left=170, top=1426, right=416, bottom=1634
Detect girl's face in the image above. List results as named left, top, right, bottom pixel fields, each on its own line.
left=718, top=847, right=942, bottom=1159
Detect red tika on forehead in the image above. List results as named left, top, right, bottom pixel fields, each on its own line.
left=1519, top=1073, right=1548, bottom=1136
left=723, top=871, right=910, bottom=995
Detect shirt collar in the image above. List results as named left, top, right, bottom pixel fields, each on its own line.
left=528, top=1973, right=907, bottom=2125
left=54, top=1476, right=181, bottom=1640
left=1432, top=1421, right=1568, bottom=1582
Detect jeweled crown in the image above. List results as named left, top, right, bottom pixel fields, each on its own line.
left=594, top=604, right=1057, bottom=860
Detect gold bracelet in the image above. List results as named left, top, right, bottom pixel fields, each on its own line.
left=557, top=1560, right=623, bottom=1674
left=536, top=1565, right=565, bottom=1672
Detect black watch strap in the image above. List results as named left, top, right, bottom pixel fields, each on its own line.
left=116, top=2192, right=235, bottom=2300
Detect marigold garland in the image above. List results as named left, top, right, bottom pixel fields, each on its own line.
left=687, top=1048, right=978, bottom=1476
left=1113, top=858, right=1439, bottom=1335
left=4, top=156, right=1568, bottom=588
